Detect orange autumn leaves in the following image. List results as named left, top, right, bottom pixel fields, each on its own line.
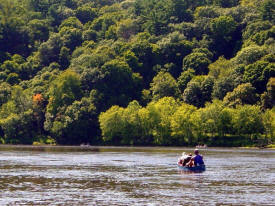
left=33, top=94, right=44, bottom=106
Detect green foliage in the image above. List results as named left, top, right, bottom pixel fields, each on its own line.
left=98, top=59, right=142, bottom=108
left=0, top=0, right=273, bottom=146
left=47, top=3, right=74, bottom=27
left=130, top=35, right=159, bottom=84
left=210, top=57, right=243, bottom=100
left=196, top=100, right=233, bottom=139
left=99, top=97, right=179, bottom=145
left=37, top=33, right=63, bottom=66
left=0, top=85, right=35, bottom=143
left=0, top=82, right=11, bottom=106
left=231, top=105, right=264, bottom=136
left=243, top=60, right=274, bottom=93
left=117, top=19, right=138, bottom=40
left=99, top=100, right=152, bottom=145
left=211, top=16, right=237, bottom=40
left=233, top=45, right=267, bottom=65
left=212, top=76, right=238, bottom=100
left=242, top=21, right=272, bottom=41
left=134, top=0, right=175, bottom=35
left=46, top=70, right=82, bottom=115
left=59, top=17, right=83, bottom=30
left=194, top=6, right=219, bottom=20
left=213, top=0, right=239, bottom=8
left=224, top=83, right=259, bottom=107
left=261, top=0, right=275, bottom=23
left=48, top=96, right=98, bottom=145
left=171, top=103, right=197, bottom=144
left=0, top=54, right=26, bottom=79
left=261, top=77, right=275, bottom=109
left=182, top=52, right=211, bottom=75
left=208, top=56, right=234, bottom=79
left=99, top=97, right=274, bottom=146
left=28, top=19, right=50, bottom=43
left=147, top=97, right=178, bottom=145
left=209, top=15, right=239, bottom=58
left=150, top=71, right=179, bottom=101
left=6, top=73, right=19, bottom=85
left=99, top=105, right=125, bottom=144
left=0, top=0, right=30, bottom=56
left=0, top=110, right=35, bottom=144
left=240, top=0, right=259, bottom=7
left=177, top=69, right=195, bottom=93
left=0, top=86, right=32, bottom=117
left=157, top=33, right=193, bottom=75
left=183, top=76, right=214, bottom=107
left=75, top=6, right=97, bottom=24
left=183, top=80, right=202, bottom=107
left=59, top=26, right=83, bottom=51
left=262, top=108, right=275, bottom=140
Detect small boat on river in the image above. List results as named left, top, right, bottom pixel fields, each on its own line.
left=177, top=149, right=206, bottom=172
left=178, top=164, right=206, bottom=173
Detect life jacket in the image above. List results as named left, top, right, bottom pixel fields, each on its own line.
left=194, top=154, right=204, bottom=166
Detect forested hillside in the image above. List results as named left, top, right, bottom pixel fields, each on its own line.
left=0, top=0, right=274, bottom=146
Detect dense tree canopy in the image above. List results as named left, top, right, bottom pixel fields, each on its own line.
left=0, top=0, right=274, bottom=146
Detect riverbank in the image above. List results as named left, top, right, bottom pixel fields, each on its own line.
left=0, top=144, right=274, bottom=152
left=240, top=145, right=275, bottom=149
left=266, top=144, right=275, bottom=149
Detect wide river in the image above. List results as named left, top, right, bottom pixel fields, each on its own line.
left=0, top=146, right=274, bottom=205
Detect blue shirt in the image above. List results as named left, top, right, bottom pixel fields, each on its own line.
left=194, top=154, right=204, bottom=166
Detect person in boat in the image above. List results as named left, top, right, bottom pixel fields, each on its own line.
left=188, top=149, right=204, bottom=167
left=178, top=152, right=192, bottom=166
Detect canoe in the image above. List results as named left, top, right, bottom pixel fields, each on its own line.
left=178, top=164, right=206, bottom=172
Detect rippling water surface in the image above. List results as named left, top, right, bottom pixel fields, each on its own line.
left=0, top=146, right=274, bottom=205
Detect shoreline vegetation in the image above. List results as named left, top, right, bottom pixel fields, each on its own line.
left=0, top=144, right=274, bottom=151
left=0, top=0, right=274, bottom=147
left=265, top=144, right=275, bottom=149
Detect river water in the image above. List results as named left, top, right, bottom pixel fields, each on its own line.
left=0, top=146, right=274, bottom=205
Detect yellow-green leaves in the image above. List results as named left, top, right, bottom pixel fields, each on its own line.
left=171, top=103, right=197, bottom=144
left=210, top=15, right=237, bottom=41
left=47, top=70, right=82, bottom=115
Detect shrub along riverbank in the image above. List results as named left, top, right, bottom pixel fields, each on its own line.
left=99, top=98, right=275, bottom=147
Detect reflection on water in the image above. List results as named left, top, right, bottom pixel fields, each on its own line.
left=0, top=146, right=274, bottom=205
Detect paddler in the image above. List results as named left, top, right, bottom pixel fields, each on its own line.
left=178, top=152, right=192, bottom=166
left=188, top=148, right=204, bottom=167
